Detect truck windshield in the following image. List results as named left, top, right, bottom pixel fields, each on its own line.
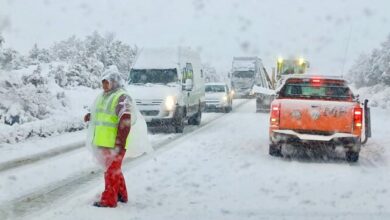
left=279, top=60, right=307, bottom=75
left=205, top=85, right=226, bottom=93
left=233, top=71, right=254, bottom=78
left=280, top=83, right=352, bottom=100
left=129, top=69, right=178, bottom=84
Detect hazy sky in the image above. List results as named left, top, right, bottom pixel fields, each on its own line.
left=2, top=0, right=390, bottom=74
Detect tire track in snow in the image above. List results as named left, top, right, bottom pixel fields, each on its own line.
left=359, top=140, right=388, bottom=167
left=0, top=100, right=252, bottom=219
left=0, top=99, right=251, bottom=173
left=0, top=142, right=84, bottom=173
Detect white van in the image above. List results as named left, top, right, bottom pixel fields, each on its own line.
left=127, top=48, right=205, bottom=133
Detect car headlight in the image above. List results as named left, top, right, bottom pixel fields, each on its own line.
left=221, top=95, right=228, bottom=102
left=165, top=96, right=176, bottom=111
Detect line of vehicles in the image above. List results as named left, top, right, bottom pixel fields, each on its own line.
left=126, top=48, right=371, bottom=162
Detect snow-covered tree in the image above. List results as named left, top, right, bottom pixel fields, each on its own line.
left=49, top=31, right=137, bottom=87
left=29, top=44, right=51, bottom=63
left=0, top=34, right=4, bottom=48
left=0, top=31, right=138, bottom=142
left=0, top=48, right=28, bottom=70
left=51, top=35, right=84, bottom=62
left=347, top=53, right=371, bottom=88
left=348, top=35, right=390, bottom=88
left=0, top=65, right=52, bottom=125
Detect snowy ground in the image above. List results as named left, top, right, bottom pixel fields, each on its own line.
left=0, top=99, right=389, bottom=220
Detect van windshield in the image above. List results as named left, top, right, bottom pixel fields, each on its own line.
left=129, top=69, right=178, bottom=84
left=205, top=85, right=226, bottom=93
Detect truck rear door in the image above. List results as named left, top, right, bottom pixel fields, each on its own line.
left=278, top=78, right=356, bottom=133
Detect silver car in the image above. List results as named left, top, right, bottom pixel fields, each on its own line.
left=204, top=83, right=233, bottom=113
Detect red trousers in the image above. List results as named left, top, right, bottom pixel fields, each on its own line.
left=100, top=148, right=127, bottom=207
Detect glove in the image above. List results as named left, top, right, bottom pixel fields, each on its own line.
left=84, top=113, right=91, bottom=122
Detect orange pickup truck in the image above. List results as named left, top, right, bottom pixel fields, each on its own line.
left=269, top=75, right=371, bottom=162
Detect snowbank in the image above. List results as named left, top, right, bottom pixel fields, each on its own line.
left=0, top=63, right=101, bottom=144
left=0, top=32, right=137, bottom=144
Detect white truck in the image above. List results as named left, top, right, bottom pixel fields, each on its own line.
left=230, top=57, right=260, bottom=98
left=127, top=48, right=205, bottom=133
left=230, top=57, right=273, bottom=108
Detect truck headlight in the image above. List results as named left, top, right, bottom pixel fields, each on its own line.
left=165, top=96, right=176, bottom=111
left=221, top=95, right=228, bottom=103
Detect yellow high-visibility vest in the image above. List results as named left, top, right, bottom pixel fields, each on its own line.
left=92, top=89, right=131, bottom=149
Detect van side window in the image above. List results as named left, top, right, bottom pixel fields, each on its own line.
left=182, top=63, right=194, bottom=83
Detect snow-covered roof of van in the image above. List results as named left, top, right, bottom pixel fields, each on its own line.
left=132, top=48, right=199, bottom=69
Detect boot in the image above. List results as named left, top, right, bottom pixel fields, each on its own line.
left=93, top=201, right=117, bottom=208
left=118, top=194, right=128, bottom=203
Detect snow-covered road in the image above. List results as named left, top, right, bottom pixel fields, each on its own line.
left=1, top=99, right=390, bottom=220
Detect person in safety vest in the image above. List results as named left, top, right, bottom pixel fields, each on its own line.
left=84, top=69, right=132, bottom=208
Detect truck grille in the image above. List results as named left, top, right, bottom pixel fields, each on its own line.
left=136, top=99, right=163, bottom=106
left=140, top=110, right=159, bottom=116
left=206, top=100, right=220, bottom=104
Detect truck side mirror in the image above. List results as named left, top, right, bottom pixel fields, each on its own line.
left=185, top=79, right=193, bottom=91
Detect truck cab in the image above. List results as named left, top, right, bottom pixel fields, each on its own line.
left=268, top=75, right=371, bottom=162
left=230, top=57, right=264, bottom=98
left=127, top=48, right=205, bottom=133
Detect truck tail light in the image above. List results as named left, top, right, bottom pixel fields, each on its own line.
left=354, top=107, right=362, bottom=128
left=270, top=103, right=281, bottom=128
left=310, top=77, right=322, bottom=87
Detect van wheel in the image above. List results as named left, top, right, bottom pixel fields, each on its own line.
left=174, top=116, right=184, bottom=133
left=188, top=111, right=202, bottom=125
left=346, top=151, right=359, bottom=162
left=175, top=123, right=184, bottom=133
left=188, top=104, right=202, bottom=125
left=173, top=107, right=185, bottom=133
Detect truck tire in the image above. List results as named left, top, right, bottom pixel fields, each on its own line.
left=256, top=98, right=270, bottom=113
left=346, top=151, right=359, bottom=162
left=256, top=98, right=265, bottom=112
left=269, top=144, right=282, bottom=157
